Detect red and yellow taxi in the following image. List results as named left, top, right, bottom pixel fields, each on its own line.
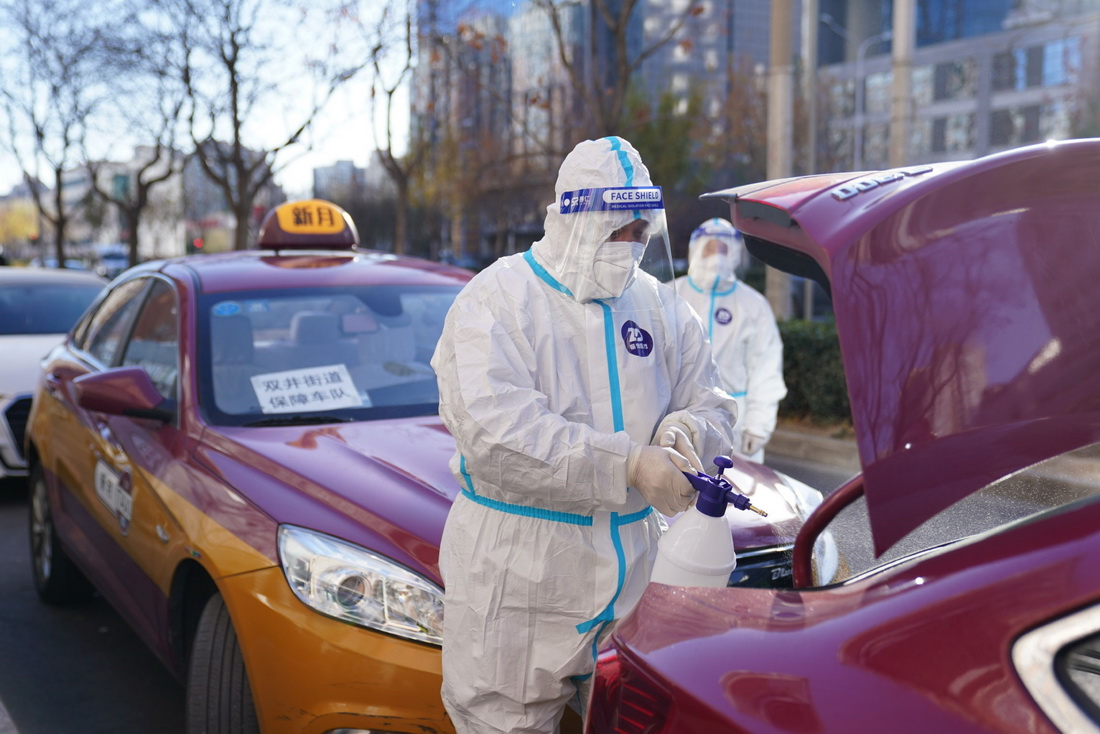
left=25, top=199, right=828, bottom=733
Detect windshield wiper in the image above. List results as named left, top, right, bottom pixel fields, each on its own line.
left=241, top=415, right=355, bottom=427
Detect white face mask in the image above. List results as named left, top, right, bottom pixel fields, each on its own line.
left=691, top=252, right=735, bottom=287
left=591, top=241, right=646, bottom=299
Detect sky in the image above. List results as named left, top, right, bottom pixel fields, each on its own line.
left=271, top=75, right=409, bottom=200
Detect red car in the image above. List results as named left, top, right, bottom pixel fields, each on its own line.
left=587, top=139, right=1100, bottom=733
left=25, top=199, right=827, bottom=733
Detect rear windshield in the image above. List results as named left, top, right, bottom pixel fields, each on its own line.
left=0, top=282, right=104, bottom=335
left=198, top=285, right=461, bottom=426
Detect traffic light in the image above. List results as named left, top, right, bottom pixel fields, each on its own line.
left=186, top=237, right=205, bottom=254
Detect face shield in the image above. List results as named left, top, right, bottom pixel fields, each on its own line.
left=533, top=137, right=675, bottom=305
left=687, top=218, right=742, bottom=288
left=556, top=185, right=673, bottom=301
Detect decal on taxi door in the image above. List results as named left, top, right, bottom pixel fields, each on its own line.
left=95, top=460, right=133, bottom=535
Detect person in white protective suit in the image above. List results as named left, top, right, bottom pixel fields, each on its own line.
left=673, top=217, right=787, bottom=462
left=431, top=137, right=737, bottom=734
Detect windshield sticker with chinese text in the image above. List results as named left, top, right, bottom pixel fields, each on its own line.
left=250, top=364, right=363, bottom=414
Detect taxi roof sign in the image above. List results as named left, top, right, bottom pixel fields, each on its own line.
left=256, top=199, right=359, bottom=250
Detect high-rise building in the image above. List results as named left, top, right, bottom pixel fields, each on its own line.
left=313, top=160, right=367, bottom=202
left=639, top=0, right=779, bottom=121
left=819, top=0, right=1100, bottom=170
left=412, top=0, right=564, bottom=262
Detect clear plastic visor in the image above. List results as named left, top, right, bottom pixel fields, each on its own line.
left=555, top=185, right=674, bottom=290
left=636, top=212, right=674, bottom=284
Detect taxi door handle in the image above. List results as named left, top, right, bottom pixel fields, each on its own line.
left=92, top=420, right=123, bottom=453
left=45, top=371, right=63, bottom=397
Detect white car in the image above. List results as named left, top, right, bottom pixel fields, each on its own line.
left=0, top=267, right=104, bottom=480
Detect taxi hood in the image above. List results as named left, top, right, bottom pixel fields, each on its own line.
left=705, top=139, right=1100, bottom=555
left=197, top=416, right=459, bottom=582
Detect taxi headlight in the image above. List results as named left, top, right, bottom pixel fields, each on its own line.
left=278, top=524, right=444, bottom=646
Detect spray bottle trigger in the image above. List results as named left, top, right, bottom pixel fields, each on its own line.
left=683, top=470, right=719, bottom=496
left=681, top=457, right=769, bottom=518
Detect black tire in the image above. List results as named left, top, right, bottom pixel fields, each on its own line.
left=186, top=593, right=260, bottom=734
left=28, top=465, right=95, bottom=603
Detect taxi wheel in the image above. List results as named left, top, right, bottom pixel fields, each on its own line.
left=186, top=593, right=260, bottom=734
left=28, top=466, right=94, bottom=603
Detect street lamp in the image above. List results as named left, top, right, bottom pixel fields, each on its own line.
left=854, top=30, right=892, bottom=169
left=821, top=14, right=892, bottom=170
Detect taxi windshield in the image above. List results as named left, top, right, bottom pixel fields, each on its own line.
left=198, top=285, right=461, bottom=426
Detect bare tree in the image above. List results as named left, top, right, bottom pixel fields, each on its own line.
left=366, top=0, right=523, bottom=258
left=535, top=0, right=704, bottom=139
left=0, top=0, right=125, bottom=266
left=420, top=0, right=708, bottom=264
left=162, top=0, right=364, bottom=250
left=85, top=22, right=188, bottom=268
left=364, top=0, right=427, bottom=255
left=420, top=14, right=528, bottom=262
left=86, top=148, right=181, bottom=268
left=696, top=52, right=770, bottom=188
left=399, top=0, right=706, bottom=266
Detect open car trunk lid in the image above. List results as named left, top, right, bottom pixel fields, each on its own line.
left=704, top=139, right=1100, bottom=555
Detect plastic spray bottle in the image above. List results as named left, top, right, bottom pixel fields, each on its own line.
left=650, top=456, right=768, bottom=588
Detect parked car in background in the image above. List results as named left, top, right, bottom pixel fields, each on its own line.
left=93, top=243, right=130, bottom=279
left=29, top=257, right=91, bottom=270
left=0, top=267, right=105, bottom=482
left=25, top=200, right=833, bottom=734
left=586, top=139, right=1100, bottom=733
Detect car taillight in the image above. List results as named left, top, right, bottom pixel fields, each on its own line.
left=587, top=647, right=671, bottom=734
left=1014, top=604, right=1100, bottom=733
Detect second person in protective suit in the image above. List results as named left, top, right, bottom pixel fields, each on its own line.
left=674, top=217, right=787, bottom=461
left=431, top=137, right=737, bottom=733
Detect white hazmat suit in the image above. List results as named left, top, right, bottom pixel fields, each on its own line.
left=431, top=137, right=736, bottom=733
left=674, top=218, right=787, bottom=462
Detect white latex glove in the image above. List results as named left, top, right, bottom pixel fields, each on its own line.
left=656, top=424, right=705, bottom=472
left=742, top=432, right=767, bottom=457
left=627, top=445, right=696, bottom=516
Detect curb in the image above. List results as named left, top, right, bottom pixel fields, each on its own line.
left=767, top=426, right=861, bottom=473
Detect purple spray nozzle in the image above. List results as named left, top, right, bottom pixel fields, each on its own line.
left=683, top=456, right=768, bottom=518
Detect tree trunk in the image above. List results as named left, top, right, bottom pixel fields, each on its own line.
left=394, top=178, right=409, bottom=255
left=52, top=173, right=66, bottom=267
left=494, top=207, right=506, bottom=259
left=128, top=208, right=141, bottom=267
left=449, top=201, right=465, bottom=262
left=234, top=200, right=251, bottom=250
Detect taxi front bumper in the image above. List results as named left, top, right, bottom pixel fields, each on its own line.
left=220, top=566, right=453, bottom=734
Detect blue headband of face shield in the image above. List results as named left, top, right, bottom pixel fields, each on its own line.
left=559, top=186, right=664, bottom=214
left=691, top=222, right=741, bottom=241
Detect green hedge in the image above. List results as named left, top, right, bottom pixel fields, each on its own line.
left=778, top=319, right=851, bottom=423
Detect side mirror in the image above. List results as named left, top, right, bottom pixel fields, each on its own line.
left=74, top=367, right=176, bottom=423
